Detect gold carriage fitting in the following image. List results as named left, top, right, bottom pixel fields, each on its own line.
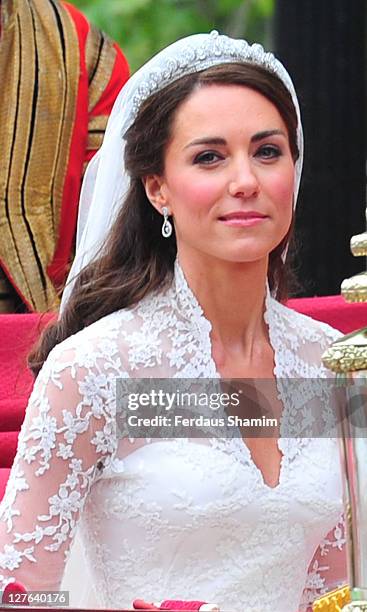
left=315, top=211, right=367, bottom=611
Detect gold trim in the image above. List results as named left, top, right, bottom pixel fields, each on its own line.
left=0, top=0, right=79, bottom=310
left=88, top=115, right=108, bottom=132
left=341, top=272, right=367, bottom=302
left=351, top=232, right=367, bottom=257
left=85, top=22, right=102, bottom=81
left=322, top=329, right=367, bottom=372
left=87, top=131, right=104, bottom=151
left=1, top=0, right=17, bottom=32
left=88, top=32, right=116, bottom=112
left=87, top=115, right=108, bottom=151
left=48, top=0, right=80, bottom=244
left=312, top=585, right=350, bottom=611
left=322, top=344, right=367, bottom=372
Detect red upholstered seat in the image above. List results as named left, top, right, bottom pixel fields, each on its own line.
left=0, top=313, right=54, bottom=501
left=0, top=299, right=365, bottom=502
left=0, top=314, right=52, bottom=414
left=0, top=431, right=20, bottom=468
left=0, top=468, right=11, bottom=500
left=287, top=295, right=367, bottom=335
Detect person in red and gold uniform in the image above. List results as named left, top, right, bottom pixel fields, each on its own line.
left=0, top=0, right=129, bottom=312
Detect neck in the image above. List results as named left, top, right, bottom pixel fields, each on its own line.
left=178, top=250, right=269, bottom=358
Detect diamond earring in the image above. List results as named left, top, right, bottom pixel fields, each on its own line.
left=161, top=206, right=172, bottom=238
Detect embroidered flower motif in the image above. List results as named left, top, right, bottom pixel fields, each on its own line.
left=62, top=410, right=90, bottom=444
left=0, top=545, right=22, bottom=571
left=28, top=414, right=58, bottom=444
left=64, top=472, right=80, bottom=490
left=57, top=443, right=73, bottom=460
left=21, top=445, right=39, bottom=464
left=70, top=458, right=82, bottom=472
left=0, top=463, right=31, bottom=529
left=92, top=428, right=116, bottom=454
left=48, top=488, right=82, bottom=520
left=78, top=374, right=109, bottom=413
left=73, top=342, right=97, bottom=369
left=0, top=545, right=34, bottom=571
left=167, top=349, right=186, bottom=369
left=128, top=332, right=162, bottom=369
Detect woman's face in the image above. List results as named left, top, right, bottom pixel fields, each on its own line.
left=147, top=84, right=295, bottom=266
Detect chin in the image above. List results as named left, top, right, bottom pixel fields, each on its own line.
left=208, top=252, right=269, bottom=266
left=219, top=245, right=274, bottom=264
left=180, top=239, right=275, bottom=266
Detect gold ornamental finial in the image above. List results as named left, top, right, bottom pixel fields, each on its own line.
left=341, top=208, right=367, bottom=303
left=319, top=209, right=367, bottom=612
left=322, top=207, right=367, bottom=373
left=312, top=585, right=351, bottom=611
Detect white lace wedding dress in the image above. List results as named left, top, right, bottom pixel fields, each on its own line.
left=0, top=262, right=346, bottom=612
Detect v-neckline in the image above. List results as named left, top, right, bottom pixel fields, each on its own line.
left=234, top=437, right=285, bottom=490
left=174, top=260, right=288, bottom=490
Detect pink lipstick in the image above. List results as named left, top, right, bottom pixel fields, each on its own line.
left=218, top=211, right=268, bottom=227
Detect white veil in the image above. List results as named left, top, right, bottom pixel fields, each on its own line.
left=59, top=31, right=304, bottom=608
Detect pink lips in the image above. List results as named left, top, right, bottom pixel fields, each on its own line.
left=218, top=211, right=268, bottom=227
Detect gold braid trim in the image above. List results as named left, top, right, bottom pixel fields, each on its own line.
left=88, top=114, right=108, bottom=132
left=86, top=130, right=105, bottom=152
left=0, top=0, right=79, bottom=311
left=85, top=22, right=102, bottom=82
left=86, top=25, right=116, bottom=113
left=84, top=26, right=116, bottom=173
left=86, top=114, right=109, bottom=152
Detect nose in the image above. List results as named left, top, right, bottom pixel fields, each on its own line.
left=228, top=158, right=259, bottom=199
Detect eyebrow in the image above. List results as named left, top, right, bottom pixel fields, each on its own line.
left=185, top=130, right=286, bottom=149
left=252, top=129, right=286, bottom=142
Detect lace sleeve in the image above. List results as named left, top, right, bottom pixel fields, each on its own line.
left=0, top=342, right=117, bottom=591
left=300, top=515, right=347, bottom=611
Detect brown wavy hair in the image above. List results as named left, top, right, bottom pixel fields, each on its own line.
left=29, top=62, right=300, bottom=376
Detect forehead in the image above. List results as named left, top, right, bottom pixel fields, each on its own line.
left=170, top=83, right=286, bottom=141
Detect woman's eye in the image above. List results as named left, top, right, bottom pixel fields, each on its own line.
left=256, top=145, right=282, bottom=160
left=194, top=151, right=222, bottom=164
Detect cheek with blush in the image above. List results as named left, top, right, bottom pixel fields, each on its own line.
left=168, top=173, right=224, bottom=216
left=266, top=168, right=295, bottom=212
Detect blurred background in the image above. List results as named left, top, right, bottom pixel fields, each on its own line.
left=70, top=0, right=274, bottom=72
left=71, top=0, right=366, bottom=298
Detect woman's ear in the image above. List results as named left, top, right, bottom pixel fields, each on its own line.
left=143, top=175, right=168, bottom=214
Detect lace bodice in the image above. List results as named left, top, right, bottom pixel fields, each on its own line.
left=0, top=263, right=346, bottom=611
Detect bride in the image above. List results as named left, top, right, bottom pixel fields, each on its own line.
left=0, top=32, right=346, bottom=611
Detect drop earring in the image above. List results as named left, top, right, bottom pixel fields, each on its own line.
left=161, top=206, right=172, bottom=238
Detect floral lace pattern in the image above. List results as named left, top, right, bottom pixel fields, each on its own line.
left=0, top=262, right=346, bottom=610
